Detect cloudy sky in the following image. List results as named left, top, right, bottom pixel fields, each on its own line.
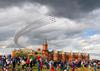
left=0, top=0, right=100, bottom=59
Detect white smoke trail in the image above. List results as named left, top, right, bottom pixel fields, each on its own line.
left=14, top=16, right=56, bottom=47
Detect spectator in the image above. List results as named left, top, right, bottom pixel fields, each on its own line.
left=12, top=57, right=16, bottom=71
left=72, top=62, right=75, bottom=71
left=94, top=63, right=97, bottom=71
left=50, top=64, right=55, bottom=71
left=26, top=57, right=30, bottom=67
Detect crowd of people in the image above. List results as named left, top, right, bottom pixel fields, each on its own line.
left=0, top=55, right=98, bottom=71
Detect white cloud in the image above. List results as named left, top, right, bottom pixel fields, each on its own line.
left=0, top=3, right=49, bottom=29
left=0, top=2, right=100, bottom=59
left=0, top=2, right=49, bottom=48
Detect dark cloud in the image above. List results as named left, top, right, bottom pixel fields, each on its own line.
left=0, top=0, right=29, bottom=7
left=33, top=0, right=100, bottom=18
left=78, top=0, right=100, bottom=11
left=0, top=0, right=100, bottom=18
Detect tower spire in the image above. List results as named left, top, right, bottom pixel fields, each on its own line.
left=42, top=39, right=48, bottom=58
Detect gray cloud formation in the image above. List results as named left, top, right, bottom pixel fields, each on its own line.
left=0, top=0, right=100, bottom=59
left=0, top=0, right=100, bottom=18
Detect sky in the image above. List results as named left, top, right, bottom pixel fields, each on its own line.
left=0, top=0, right=100, bottom=59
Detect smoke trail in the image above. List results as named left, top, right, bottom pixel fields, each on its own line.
left=14, top=16, right=55, bottom=47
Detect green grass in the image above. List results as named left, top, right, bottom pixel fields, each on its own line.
left=0, top=65, right=100, bottom=71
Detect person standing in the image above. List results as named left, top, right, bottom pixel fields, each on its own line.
left=45, top=60, right=49, bottom=71
left=88, top=63, right=91, bottom=71
left=12, top=57, right=16, bottom=71
left=72, top=62, right=75, bottom=71
left=37, top=60, right=41, bottom=71
left=94, top=63, right=97, bottom=71
left=26, top=57, right=30, bottom=67
left=40, top=58, right=43, bottom=71
left=49, top=60, right=53, bottom=70
left=2, top=56, right=6, bottom=69
left=21, top=59, right=26, bottom=70
left=17, top=63, right=21, bottom=71
left=81, top=62, right=85, bottom=71
left=26, top=57, right=30, bottom=71
left=50, top=64, right=55, bottom=71
left=60, top=61, right=64, bottom=71
left=30, top=59, right=33, bottom=71
left=66, top=62, right=70, bottom=71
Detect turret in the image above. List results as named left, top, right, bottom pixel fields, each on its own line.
left=42, top=39, right=48, bottom=58
left=43, top=39, right=48, bottom=51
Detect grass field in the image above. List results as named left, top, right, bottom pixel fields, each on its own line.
left=0, top=65, right=100, bottom=71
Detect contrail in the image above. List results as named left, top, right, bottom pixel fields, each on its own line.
left=14, top=16, right=56, bottom=47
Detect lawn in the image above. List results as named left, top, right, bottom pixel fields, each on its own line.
left=0, top=65, right=100, bottom=71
